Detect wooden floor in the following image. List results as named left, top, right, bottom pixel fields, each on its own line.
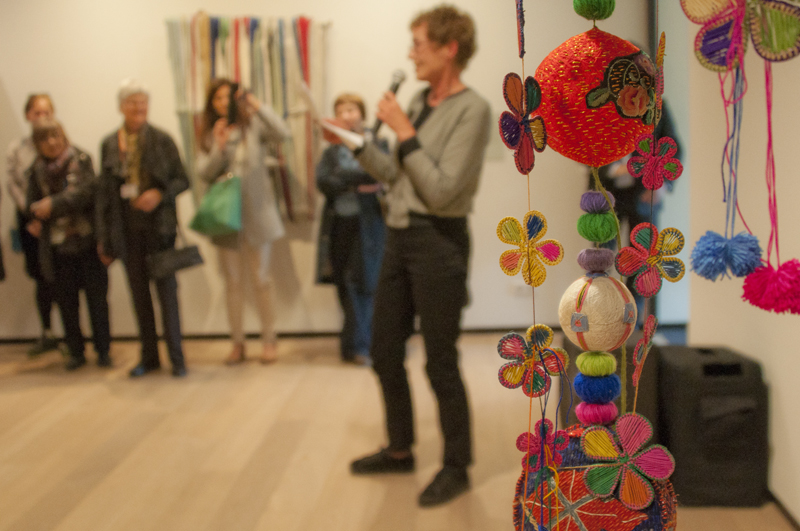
left=0, top=334, right=794, bottom=531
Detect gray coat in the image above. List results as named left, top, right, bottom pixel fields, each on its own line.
left=195, top=107, right=289, bottom=249
left=356, top=87, right=491, bottom=228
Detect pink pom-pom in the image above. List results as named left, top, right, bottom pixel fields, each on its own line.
left=575, top=401, right=618, bottom=426
left=742, top=259, right=800, bottom=314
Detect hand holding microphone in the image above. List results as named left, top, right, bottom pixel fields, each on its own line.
left=374, top=70, right=417, bottom=142
left=373, top=70, right=406, bottom=135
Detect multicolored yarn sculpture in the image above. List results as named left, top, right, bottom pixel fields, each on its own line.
left=500, top=3, right=680, bottom=530
left=682, top=0, right=800, bottom=312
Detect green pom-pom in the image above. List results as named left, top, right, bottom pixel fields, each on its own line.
left=576, top=351, right=617, bottom=376
left=573, top=0, right=615, bottom=20
left=577, top=212, right=618, bottom=243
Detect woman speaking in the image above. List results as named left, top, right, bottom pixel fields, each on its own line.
left=347, top=4, right=491, bottom=508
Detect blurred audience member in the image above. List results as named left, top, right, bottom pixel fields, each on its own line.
left=5, top=94, right=60, bottom=356
left=196, top=79, right=290, bottom=365
left=27, top=119, right=110, bottom=370
left=96, top=79, right=189, bottom=378
left=316, top=93, right=386, bottom=366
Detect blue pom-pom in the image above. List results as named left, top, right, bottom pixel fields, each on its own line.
left=574, top=373, right=621, bottom=404
left=691, top=231, right=762, bottom=280
left=691, top=231, right=728, bottom=280
left=727, top=232, right=762, bottom=277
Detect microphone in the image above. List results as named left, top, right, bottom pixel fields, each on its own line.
left=372, top=70, right=406, bottom=135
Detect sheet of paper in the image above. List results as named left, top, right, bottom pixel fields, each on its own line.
left=320, top=120, right=365, bottom=149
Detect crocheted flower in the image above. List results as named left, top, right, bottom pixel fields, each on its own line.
left=516, top=418, right=568, bottom=473
left=581, top=413, right=675, bottom=510
left=499, top=73, right=547, bottom=174
left=498, top=210, right=564, bottom=287
left=615, top=223, right=686, bottom=298
left=633, top=314, right=658, bottom=388
left=627, top=134, right=683, bottom=190
left=497, top=324, right=569, bottom=398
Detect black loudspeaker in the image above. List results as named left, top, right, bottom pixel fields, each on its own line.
left=657, top=346, right=768, bottom=506
left=561, top=331, right=661, bottom=443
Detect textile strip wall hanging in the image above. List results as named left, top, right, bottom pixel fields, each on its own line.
left=166, top=12, right=329, bottom=221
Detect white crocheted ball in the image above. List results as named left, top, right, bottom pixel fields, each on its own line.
left=558, top=275, right=637, bottom=352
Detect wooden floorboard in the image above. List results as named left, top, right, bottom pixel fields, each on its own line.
left=0, top=334, right=793, bottom=530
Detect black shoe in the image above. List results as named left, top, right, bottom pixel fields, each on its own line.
left=129, top=364, right=160, bottom=378
left=65, top=357, right=87, bottom=371
left=28, top=335, right=60, bottom=357
left=97, top=354, right=112, bottom=368
left=171, top=365, right=187, bottom=378
left=351, top=449, right=415, bottom=475
left=418, top=466, right=470, bottom=507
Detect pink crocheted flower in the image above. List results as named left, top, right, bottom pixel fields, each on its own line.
left=615, top=223, right=686, bottom=298
left=581, top=413, right=675, bottom=510
left=627, top=134, right=683, bottom=190
left=497, top=324, right=569, bottom=398
left=516, top=418, right=568, bottom=473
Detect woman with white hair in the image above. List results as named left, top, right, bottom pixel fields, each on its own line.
left=96, top=79, right=190, bottom=378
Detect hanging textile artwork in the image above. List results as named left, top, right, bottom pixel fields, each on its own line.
left=681, top=0, right=800, bottom=313
left=495, top=1, right=683, bottom=530
left=166, top=12, right=329, bottom=221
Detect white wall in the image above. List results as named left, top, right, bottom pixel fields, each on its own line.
left=655, top=2, right=691, bottom=325
left=0, top=1, right=648, bottom=338
left=686, top=17, right=800, bottom=521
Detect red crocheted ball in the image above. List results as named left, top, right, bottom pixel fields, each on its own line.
left=536, top=27, right=658, bottom=168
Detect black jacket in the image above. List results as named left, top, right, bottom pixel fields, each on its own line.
left=26, top=146, right=97, bottom=281
left=96, top=123, right=189, bottom=260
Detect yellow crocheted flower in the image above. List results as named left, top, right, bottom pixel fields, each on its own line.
left=497, top=210, right=564, bottom=287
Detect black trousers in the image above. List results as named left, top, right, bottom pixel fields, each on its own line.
left=370, top=214, right=471, bottom=468
left=53, top=248, right=110, bottom=360
left=18, top=211, right=55, bottom=331
left=122, top=213, right=185, bottom=369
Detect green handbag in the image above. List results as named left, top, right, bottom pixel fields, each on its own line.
left=190, top=174, right=242, bottom=236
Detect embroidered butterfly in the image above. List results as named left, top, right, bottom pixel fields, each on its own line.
left=499, top=73, right=547, bottom=174
left=682, top=0, right=800, bottom=71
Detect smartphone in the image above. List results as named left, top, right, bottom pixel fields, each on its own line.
left=228, top=83, right=239, bottom=122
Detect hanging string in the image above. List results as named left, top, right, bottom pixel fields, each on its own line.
left=764, top=60, right=780, bottom=267
left=719, top=68, right=747, bottom=241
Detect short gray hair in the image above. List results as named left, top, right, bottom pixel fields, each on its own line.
left=118, top=78, right=149, bottom=105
